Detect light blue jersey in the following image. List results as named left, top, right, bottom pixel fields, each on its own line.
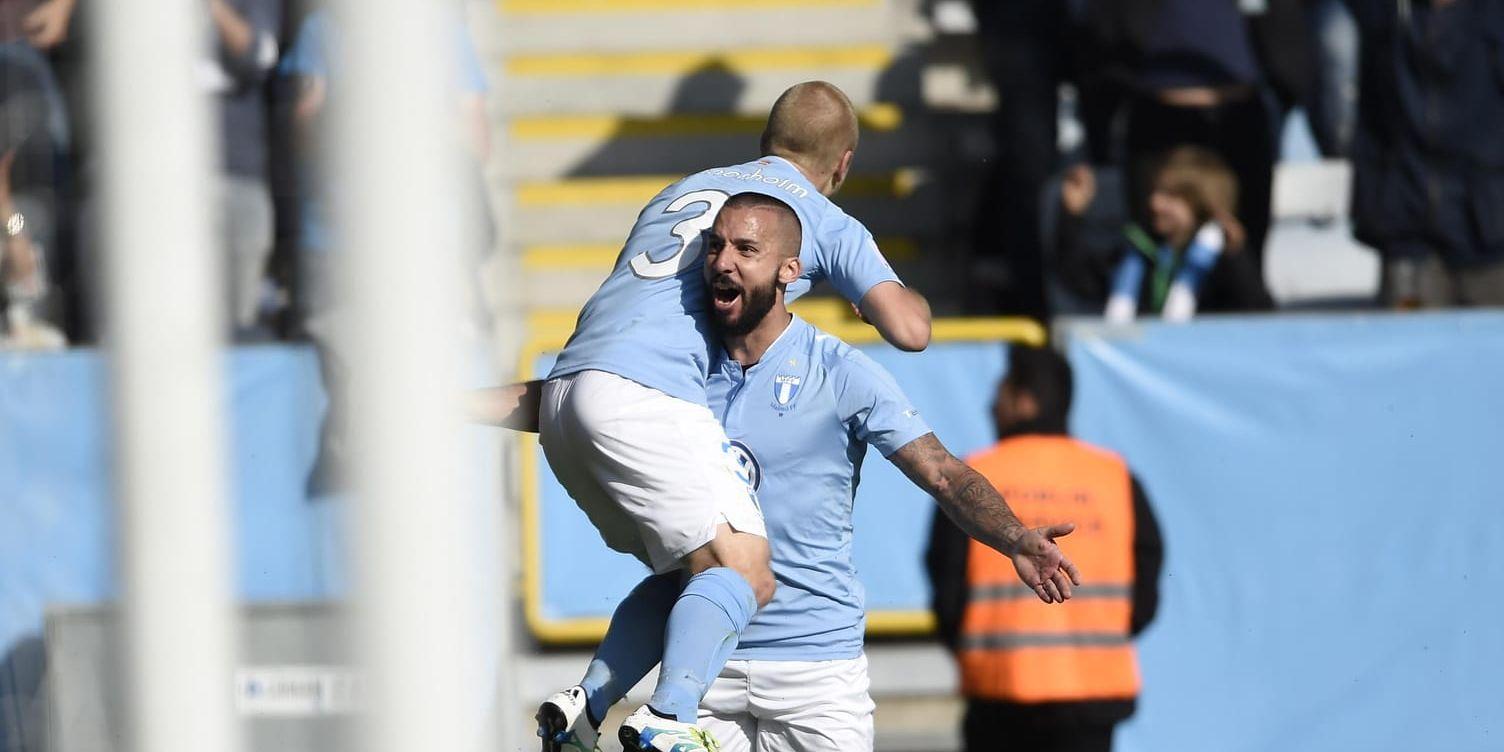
left=707, top=315, right=931, bottom=661
left=548, top=157, right=901, bottom=406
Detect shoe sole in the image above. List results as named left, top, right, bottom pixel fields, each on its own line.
left=618, top=723, right=644, bottom=751
left=536, top=701, right=569, bottom=752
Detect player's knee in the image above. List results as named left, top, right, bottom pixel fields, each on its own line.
left=748, top=566, right=776, bottom=609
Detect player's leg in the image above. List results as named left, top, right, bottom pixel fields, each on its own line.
left=537, top=572, right=681, bottom=751
left=697, top=660, right=756, bottom=752
left=537, top=373, right=671, bottom=751
left=618, top=403, right=775, bottom=750
left=750, top=656, right=876, bottom=752
left=540, top=370, right=772, bottom=751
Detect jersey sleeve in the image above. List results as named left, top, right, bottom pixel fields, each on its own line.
left=809, top=211, right=902, bottom=305
left=833, top=348, right=931, bottom=457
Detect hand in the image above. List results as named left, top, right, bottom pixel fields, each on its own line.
left=1215, top=211, right=1246, bottom=253
left=1060, top=164, right=1096, bottom=217
left=1008, top=523, right=1082, bottom=604
left=23, top=0, right=76, bottom=50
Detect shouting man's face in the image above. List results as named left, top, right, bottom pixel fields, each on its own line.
left=704, top=202, right=800, bottom=337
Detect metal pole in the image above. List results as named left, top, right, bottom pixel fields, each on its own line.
left=331, top=1, right=504, bottom=751
left=94, top=1, right=240, bottom=752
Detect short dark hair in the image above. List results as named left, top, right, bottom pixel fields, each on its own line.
left=720, top=192, right=802, bottom=257
left=1005, top=345, right=1073, bottom=427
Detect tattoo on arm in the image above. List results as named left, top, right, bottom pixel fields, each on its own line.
left=891, top=433, right=1026, bottom=555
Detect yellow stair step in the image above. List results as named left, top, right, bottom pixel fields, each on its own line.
left=502, top=0, right=877, bottom=13
left=511, top=103, right=903, bottom=141
left=507, top=44, right=891, bottom=78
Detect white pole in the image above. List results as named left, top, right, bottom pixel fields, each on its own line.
left=331, top=1, right=504, bottom=751
left=94, top=1, right=240, bottom=752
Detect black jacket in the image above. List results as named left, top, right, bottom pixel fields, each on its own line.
left=1346, top=0, right=1504, bottom=266
left=924, top=424, right=1165, bottom=726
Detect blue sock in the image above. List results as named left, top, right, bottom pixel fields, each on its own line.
left=648, top=567, right=758, bottom=723
left=578, top=572, right=681, bottom=726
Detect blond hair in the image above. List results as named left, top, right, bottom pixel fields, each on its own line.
left=1154, top=146, right=1239, bottom=226
left=759, top=81, right=860, bottom=172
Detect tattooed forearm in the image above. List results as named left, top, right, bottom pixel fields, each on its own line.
left=891, top=433, right=1027, bottom=555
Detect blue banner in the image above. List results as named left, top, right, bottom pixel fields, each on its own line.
left=1066, top=313, right=1504, bottom=752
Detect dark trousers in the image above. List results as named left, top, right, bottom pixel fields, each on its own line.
left=969, top=0, right=1070, bottom=319
left=963, top=703, right=1115, bottom=752
left=1123, top=93, right=1277, bottom=307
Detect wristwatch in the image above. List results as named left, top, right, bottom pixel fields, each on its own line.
left=5, top=212, right=23, bottom=238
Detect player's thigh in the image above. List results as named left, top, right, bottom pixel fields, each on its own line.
left=548, top=369, right=764, bottom=573
left=751, top=656, right=876, bottom=752
left=538, top=374, right=652, bottom=566
left=699, top=661, right=756, bottom=752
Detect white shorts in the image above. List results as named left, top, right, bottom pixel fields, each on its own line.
left=539, top=369, right=765, bottom=574
left=698, top=655, right=875, bottom=752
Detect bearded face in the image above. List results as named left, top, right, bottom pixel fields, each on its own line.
left=708, top=263, right=780, bottom=337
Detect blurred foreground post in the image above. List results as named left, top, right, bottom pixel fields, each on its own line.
left=330, top=0, right=505, bottom=750
left=94, top=1, right=240, bottom=752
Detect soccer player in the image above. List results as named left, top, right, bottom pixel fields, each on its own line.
left=532, top=82, right=933, bottom=752
left=486, top=193, right=1081, bottom=752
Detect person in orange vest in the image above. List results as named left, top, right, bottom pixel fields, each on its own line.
left=926, top=344, right=1163, bottom=752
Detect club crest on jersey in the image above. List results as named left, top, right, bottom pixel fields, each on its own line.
left=773, top=374, right=802, bottom=407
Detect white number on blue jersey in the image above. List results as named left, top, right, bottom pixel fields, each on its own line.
left=629, top=189, right=729, bottom=279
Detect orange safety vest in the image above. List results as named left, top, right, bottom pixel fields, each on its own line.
left=957, top=435, right=1140, bottom=704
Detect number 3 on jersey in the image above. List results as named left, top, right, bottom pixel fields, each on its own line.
left=629, top=189, right=729, bottom=279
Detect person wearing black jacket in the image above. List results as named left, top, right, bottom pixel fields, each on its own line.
left=926, top=345, right=1164, bottom=752
left=1345, top=0, right=1504, bottom=307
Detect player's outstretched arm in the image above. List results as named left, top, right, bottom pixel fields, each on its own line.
left=464, top=379, right=542, bottom=432
left=890, top=433, right=1081, bottom=603
left=858, top=281, right=931, bottom=352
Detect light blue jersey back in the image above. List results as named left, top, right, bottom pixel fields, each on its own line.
left=548, top=157, right=901, bottom=406
left=707, top=316, right=931, bottom=661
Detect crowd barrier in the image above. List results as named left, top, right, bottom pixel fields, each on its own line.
left=2, top=311, right=1501, bottom=750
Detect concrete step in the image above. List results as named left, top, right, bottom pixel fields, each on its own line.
left=497, top=49, right=905, bottom=116
left=502, top=105, right=928, bottom=179
left=497, top=0, right=897, bottom=54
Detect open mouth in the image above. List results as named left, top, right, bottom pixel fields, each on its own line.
left=711, top=279, right=743, bottom=312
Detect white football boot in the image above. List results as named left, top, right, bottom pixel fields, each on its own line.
left=617, top=705, right=720, bottom=752
left=535, top=685, right=601, bottom=752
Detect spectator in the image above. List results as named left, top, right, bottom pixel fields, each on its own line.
left=1084, top=0, right=1296, bottom=304
left=1347, top=0, right=1504, bottom=307
left=1, top=146, right=60, bottom=347
left=965, top=1, right=1077, bottom=320
left=0, top=39, right=69, bottom=347
left=1056, top=146, right=1269, bottom=322
left=278, top=6, right=491, bottom=331
left=926, top=345, right=1163, bottom=752
left=207, top=0, right=282, bottom=336
left=1306, top=0, right=1360, bottom=158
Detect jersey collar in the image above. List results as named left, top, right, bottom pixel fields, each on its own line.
left=742, top=312, right=809, bottom=373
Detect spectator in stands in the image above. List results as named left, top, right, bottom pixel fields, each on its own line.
left=927, top=345, right=1163, bottom=752
left=1, top=146, right=60, bottom=347
left=208, top=0, right=282, bottom=337
left=0, top=33, right=69, bottom=347
left=1083, top=0, right=1306, bottom=305
left=1056, top=146, right=1269, bottom=322
left=278, top=5, right=491, bottom=331
left=1347, top=0, right=1504, bottom=307
left=965, top=0, right=1079, bottom=320
left=1306, top=0, right=1359, bottom=158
